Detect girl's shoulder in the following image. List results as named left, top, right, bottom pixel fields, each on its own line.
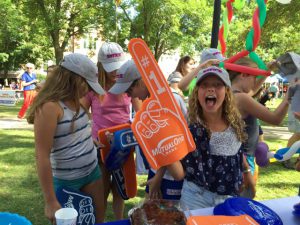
left=40, top=101, right=63, bottom=118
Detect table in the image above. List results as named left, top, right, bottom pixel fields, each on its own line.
left=186, top=196, right=300, bottom=225
left=96, top=196, right=300, bottom=225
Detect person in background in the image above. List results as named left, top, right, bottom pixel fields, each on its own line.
left=178, top=48, right=225, bottom=95
left=17, top=63, right=38, bottom=119
left=167, top=55, right=195, bottom=97
left=81, top=42, right=141, bottom=220
left=27, top=53, right=106, bottom=224
left=10, top=81, right=18, bottom=90
left=228, top=57, right=289, bottom=198
left=268, top=82, right=279, bottom=105
left=284, top=78, right=300, bottom=169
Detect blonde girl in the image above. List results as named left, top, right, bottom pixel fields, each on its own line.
left=170, top=66, right=249, bottom=210
left=27, top=53, right=105, bottom=224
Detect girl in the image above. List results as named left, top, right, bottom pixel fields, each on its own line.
left=27, top=53, right=105, bottom=224
left=174, top=66, right=249, bottom=210
left=228, top=57, right=289, bottom=196
left=167, top=55, right=195, bottom=97
left=178, top=48, right=225, bottom=94
left=80, top=42, right=141, bottom=220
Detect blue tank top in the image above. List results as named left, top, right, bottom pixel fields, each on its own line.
left=243, top=115, right=259, bottom=156
left=233, top=90, right=259, bottom=156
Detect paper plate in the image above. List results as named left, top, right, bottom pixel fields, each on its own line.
left=0, top=212, right=32, bottom=225
left=214, top=197, right=283, bottom=225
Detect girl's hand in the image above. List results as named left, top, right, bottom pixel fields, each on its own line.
left=93, top=139, right=105, bottom=148
left=147, top=176, right=162, bottom=199
left=45, top=200, right=61, bottom=225
left=200, top=59, right=220, bottom=68
left=105, top=131, right=114, bottom=144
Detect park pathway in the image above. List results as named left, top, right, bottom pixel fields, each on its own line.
left=0, top=117, right=33, bottom=130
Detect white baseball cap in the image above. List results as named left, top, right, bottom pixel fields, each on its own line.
left=200, top=48, right=225, bottom=64
left=60, top=53, right=105, bottom=95
left=98, top=42, right=127, bottom=72
left=196, top=66, right=231, bottom=87
left=109, top=60, right=141, bottom=94
left=25, top=63, right=35, bottom=69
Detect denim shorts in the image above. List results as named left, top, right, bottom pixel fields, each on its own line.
left=53, top=165, right=101, bottom=192
left=246, top=155, right=255, bottom=175
left=180, top=180, right=231, bottom=210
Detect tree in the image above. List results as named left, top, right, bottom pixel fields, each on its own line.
left=24, top=0, right=102, bottom=64
left=0, top=0, right=53, bottom=75
left=99, top=0, right=213, bottom=60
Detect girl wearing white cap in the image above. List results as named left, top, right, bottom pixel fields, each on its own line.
left=170, top=66, right=249, bottom=209
left=27, top=53, right=106, bottom=224
left=80, top=42, right=142, bottom=220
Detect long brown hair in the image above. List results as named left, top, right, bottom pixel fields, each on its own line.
left=27, top=66, right=87, bottom=125
left=175, top=56, right=194, bottom=76
left=188, top=85, right=247, bottom=142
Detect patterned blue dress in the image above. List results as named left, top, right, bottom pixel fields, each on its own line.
left=182, top=123, right=243, bottom=196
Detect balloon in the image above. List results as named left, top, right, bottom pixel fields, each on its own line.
left=226, top=50, right=249, bottom=63
left=223, top=62, right=271, bottom=76
left=276, top=0, right=291, bottom=4
left=274, top=140, right=300, bottom=161
left=255, top=142, right=271, bottom=167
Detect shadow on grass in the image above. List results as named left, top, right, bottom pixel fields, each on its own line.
left=261, top=181, right=299, bottom=189
left=0, top=133, right=34, bottom=150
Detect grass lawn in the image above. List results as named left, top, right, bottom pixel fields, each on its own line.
left=0, top=99, right=299, bottom=224
left=0, top=101, right=23, bottom=118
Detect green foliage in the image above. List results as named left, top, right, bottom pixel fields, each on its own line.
left=0, top=0, right=299, bottom=72
left=19, top=0, right=102, bottom=64
left=220, top=0, right=300, bottom=61
left=100, top=0, right=213, bottom=60
left=0, top=0, right=53, bottom=73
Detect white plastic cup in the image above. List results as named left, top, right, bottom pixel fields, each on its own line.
left=55, top=208, right=78, bottom=225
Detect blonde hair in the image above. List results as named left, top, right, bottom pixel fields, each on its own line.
left=27, top=66, right=87, bottom=125
left=97, top=62, right=107, bottom=89
left=228, top=57, right=258, bottom=81
left=97, top=61, right=125, bottom=102
left=188, top=85, right=247, bottom=142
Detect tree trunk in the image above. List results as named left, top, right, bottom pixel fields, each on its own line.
left=54, top=45, right=64, bottom=65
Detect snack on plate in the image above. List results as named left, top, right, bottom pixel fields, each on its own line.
left=129, top=199, right=186, bottom=225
